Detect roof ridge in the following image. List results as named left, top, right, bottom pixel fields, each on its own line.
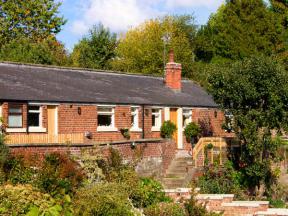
left=0, top=61, right=163, bottom=79
left=0, top=61, right=194, bottom=82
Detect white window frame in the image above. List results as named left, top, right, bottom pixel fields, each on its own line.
left=28, top=105, right=46, bottom=133
left=182, top=108, right=192, bottom=129
left=151, top=108, right=162, bottom=131
left=97, top=105, right=117, bottom=132
left=6, top=103, right=27, bottom=133
left=130, top=106, right=142, bottom=132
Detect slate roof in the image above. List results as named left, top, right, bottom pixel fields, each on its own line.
left=0, top=62, right=217, bottom=108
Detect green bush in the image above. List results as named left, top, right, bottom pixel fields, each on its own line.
left=144, top=202, right=186, bottom=216
left=37, top=153, right=84, bottom=195
left=197, top=161, right=245, bottom=199
left=3, top=152, right=84, bottom=195
left=184, top=122, right=201, bottom=142
left=160, top=121, right=177, bottom=138
left=3, top=155, right=37, bottom=185
left=0, top=184, right=73, bottom=216
left=73, top=182, right=135, bottom=216
left=131, top=177, right=171, bottom=208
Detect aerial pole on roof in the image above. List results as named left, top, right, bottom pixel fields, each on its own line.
left=162, top=33, right=171, bottom=78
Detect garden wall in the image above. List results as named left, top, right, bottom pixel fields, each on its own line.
left=8, top=139, right=177, bottom=178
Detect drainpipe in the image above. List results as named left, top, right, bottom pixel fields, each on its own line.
left=142, top=105, right=145, bottom=139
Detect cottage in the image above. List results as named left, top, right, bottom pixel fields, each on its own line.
left=0, top=52, right=230, bottom=161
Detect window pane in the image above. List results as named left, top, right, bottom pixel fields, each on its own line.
left=98, top=115, right=112, bottom=127
left=131, top=107, right=136, bottom=113
left=29, top=106, right=40, bottom=111
left=28, top=112, right=40, bottom=127
left=152, top=115, right=156, bottom=127
left=152, top=109, right=158, bottom=113
left=131, top=115, right=135, bottom=127
left=98, top=107, right=112, bottom=113
left=8, top=115, right=22, bottom=127
left=9, top=107, right=22, bottom=113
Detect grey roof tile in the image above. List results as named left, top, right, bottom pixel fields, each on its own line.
left=0, top=62, right=217, bottom=107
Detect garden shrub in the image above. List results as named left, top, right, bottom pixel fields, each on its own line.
left=37, top=153, right=84, bottom=195
left=197, top=161, right=245, bottom=199
left=3, top=154, right=37, bottom=185
left=184, top=122, right=201, bottom=142
left=0, top=184, right=73, bottom=216
left=3, top=152, right=84, bottom=195
left=144, top=202, right=186, bottom=216
left=184, top=188, right=222, bottom=216
left=160, top=121, right=177, bottom=138
left=77, top=148, right=105, bottom=185
left=73, top=182, right=135, bottom=216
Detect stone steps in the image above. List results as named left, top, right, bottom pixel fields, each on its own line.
left=165, top=189, right=288, bottom=216
left=161, top=150, right=195, bottom=189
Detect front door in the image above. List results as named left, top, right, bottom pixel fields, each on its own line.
left=47, top=106, right=57, bottom=142
left=170, top=108, right=178, bottom=145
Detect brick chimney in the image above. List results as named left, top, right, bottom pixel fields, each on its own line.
left=164, top=49, right=182, bottom=91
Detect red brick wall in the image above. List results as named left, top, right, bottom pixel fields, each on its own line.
left=183, top=108, right=233, bottom=151
left=58, top=105, right=164, bottom=143
left=1, top=102, right=47, bottom=134
left=2, top=102, right=232, bottom=148
left=9, top=139, right=177, bottom=177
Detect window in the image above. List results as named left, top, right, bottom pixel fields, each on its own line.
left=131, top=107, right=141, bottom=131
left=8, top=104, right=23, bottom=128
left=152, top=108, right=161, bottom=130
left=97, top=106, right=116, bottom=131
left=224, top=110, right=234, bottom=132
left=183, top=109, right=192, bottom=127
left=28, top=106, right=41, bottom=127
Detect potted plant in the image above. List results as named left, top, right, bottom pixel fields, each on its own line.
left=120, top=128, right=130, bottom=139
left=160, top=121, right=177, bottom=139
left=184, top=122, right=201, bottom=145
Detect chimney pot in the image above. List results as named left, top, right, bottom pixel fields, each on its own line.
left=168, top=49, right=174, bottom=63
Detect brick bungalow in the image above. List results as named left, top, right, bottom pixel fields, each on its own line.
left=0, top=52, right=231, bottom=174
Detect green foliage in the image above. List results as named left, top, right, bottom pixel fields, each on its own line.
left=73, top=182, right=135, bottom=216
left=184, top=122, right=202, bottom=142
left=208, top=56, right=288, bottom=192
left=71, top=23, right=118, bottom=69
left=0, top=0, right=66, bottom=46
left=78, top=148, right=105, bottom=185
left=197, top=162, right=245, bottom=199
left=132, top=177, right=171, bottom=208
left=120, top=128, right=131, bottom=139
left=0, top=184, right=73, bottom=216
left=0, top=37, right=69, bottom=66
left=3, top=152, right=84, bottom=195
left=36, top=153, right=84, bottom=195
left=184, top=189, right=222, bottom=216
left=195, top=0, right=285, bottom=62
left=112, top=15, right=196, bottom=77
left=161, top=121, right=177, bottom=138
left=144, top=202, right=186, bottom=216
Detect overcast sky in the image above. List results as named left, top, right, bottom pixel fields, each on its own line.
left=57, top=0, right=224, bottom=50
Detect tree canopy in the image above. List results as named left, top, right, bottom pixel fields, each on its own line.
left=111, top=15, right=196, bottom=77
left=195, top=0, right=285, bottom=63
left=0, top=0, right=66, bottom=46
left=71, top=24, right=118, bottom=69
left=208, top=56, right=288, bottom=192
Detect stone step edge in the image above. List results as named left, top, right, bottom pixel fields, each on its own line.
left=196, top=194, right=234, bottom=200
left=255, top=208, right=288, bottom=216
left=221, top=201, right=267, bottom=207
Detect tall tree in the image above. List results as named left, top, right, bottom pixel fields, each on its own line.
left=71, top=24, right=118, bottom=69
left=0, top=37, right=69, bottom=66
left=208, top=56, right=288, bottom=193
left=270, top=0, right=288, bottom=28
left=195, top=0, right=284, bottom=62
left=0, top=0, right=66, bottom=46
left=111, top=15, right=196, bottom=77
